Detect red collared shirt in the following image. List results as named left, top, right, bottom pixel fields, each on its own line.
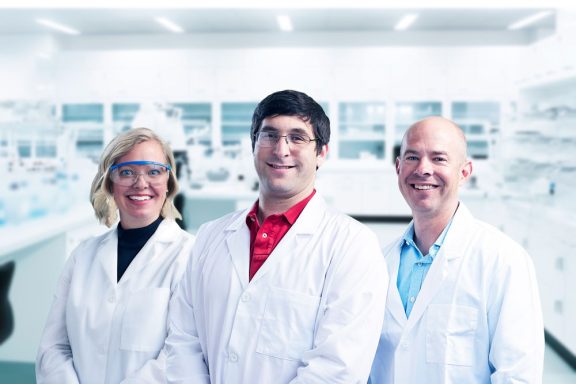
left=245, top=190, right=316, bottom=281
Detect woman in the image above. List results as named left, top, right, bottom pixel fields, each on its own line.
left=36, top=128, right=194, bottom=384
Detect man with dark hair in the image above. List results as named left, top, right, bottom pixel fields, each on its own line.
left=166, top=90, right=388, bottom=384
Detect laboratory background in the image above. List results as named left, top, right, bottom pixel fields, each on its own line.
left=0, top=3, right=575, bottom=383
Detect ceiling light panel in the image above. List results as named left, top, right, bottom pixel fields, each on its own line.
left=508, top=11, right=553, bottom=30
left=35, top=18, right=80, bottom=35
left=394, top=14, right=419, bottom=31
left=277, top=15, right=293, bottom=31
left=155, top=16, right=185, bottom=33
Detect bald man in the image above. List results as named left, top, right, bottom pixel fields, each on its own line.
left=369, top=117, right=544, bottom=384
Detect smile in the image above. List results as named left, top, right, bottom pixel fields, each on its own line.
left=128, top=195, right=152, bottom=201
left=411, top=184, right=437, bottom=190
left=268, top=163, right=295, bottom=169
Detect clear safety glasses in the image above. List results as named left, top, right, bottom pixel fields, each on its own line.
left=255, top=131, right=319, bottom=148
left=109, top=161, right=171, bottom=187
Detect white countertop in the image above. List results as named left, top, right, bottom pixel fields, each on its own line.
left=0, top=204, right=96, bottom=262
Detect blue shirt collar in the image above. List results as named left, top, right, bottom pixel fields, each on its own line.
left=402, top=217, right=454, bottom=258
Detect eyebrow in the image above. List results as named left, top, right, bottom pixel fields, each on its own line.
left=260, top=126, right=310, bottom=135
left=403, top=149, right=449, bottom=157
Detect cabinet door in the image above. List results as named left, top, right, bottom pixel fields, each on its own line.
left=528, top=214, right=567, bottom=344
left=560, top=226, right=576, bottom=355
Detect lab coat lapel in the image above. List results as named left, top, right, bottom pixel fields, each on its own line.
left=225, top=209, right=251, bottom=290
left=97, top=229, right=119, bottom=285
left=249, top=194, right=323, bottom=285
left=385, top=239, right=409, bottom=327
left=117, top=220, right=176, bottom=286
left=403, top=204, right=470, bottom=331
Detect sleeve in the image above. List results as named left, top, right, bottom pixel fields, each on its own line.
left=488, top=243, right=545, bottom=384
left=290, top=226, right=389, bottom=384
left=35, top=252, right=80, bottom=384
left=120, top=350, right=167, bottom=384
left=164, top=234, right=211, bottom=384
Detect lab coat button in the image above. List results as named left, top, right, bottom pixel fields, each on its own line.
left=241, top=293, right=251, bottom=302
left=400, top=342, right=409, bottom=350
left=107, top=293, right=116, bottom=303
left=229, top=352, right=238, bottom=362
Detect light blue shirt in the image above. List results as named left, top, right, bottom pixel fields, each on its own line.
left=397, top=219, right=453, bottom=318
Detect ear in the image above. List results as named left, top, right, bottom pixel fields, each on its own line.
left=459, top=159, right=473, bottom=185
left=316, top=144, right=328, bottom=169
left=395, top=157, right=401, bottom=175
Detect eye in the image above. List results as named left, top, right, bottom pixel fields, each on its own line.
left=118, top=168, right=135, bottom=177
left=405, top=155, right=418, bottom=161
left=289, top=133, right=308, bottom=144
left=434, top=157, right=447, bottom=162
left=260, top=131, right=278, bottom=141
left=148, top=168, right=162, bottom=177
left=268, top=132, right=280, bottom=140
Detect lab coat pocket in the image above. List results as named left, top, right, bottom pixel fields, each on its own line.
left=256, top=286, right=321, bottom=361
left=426, top=304, right=478, bottom=366
left=121, top=287, right=170, bottom=352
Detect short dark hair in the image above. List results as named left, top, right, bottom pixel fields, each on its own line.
left=250, top=90, right=330, bottom=154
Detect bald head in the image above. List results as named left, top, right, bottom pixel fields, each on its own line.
left=400, top=116, right=468, bottom=163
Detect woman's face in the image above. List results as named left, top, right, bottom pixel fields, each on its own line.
left=111, top=140, right=169, bottom=229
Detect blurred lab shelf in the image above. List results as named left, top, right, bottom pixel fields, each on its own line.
left=0, top=203, right=95, bottom=262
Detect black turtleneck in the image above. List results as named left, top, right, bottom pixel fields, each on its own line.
left=116, top=216, right=163, bottom=282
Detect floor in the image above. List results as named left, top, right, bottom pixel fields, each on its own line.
left=544, top=345, right=576, bottom=383
left=0, top=345, right=574, bottom=383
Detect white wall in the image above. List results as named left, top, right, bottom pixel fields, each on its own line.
left=49, top=45, right=523, bottom=104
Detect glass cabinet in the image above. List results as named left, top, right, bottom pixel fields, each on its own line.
left=338, top=102, right=386, bottom=160
left=221, top=102, right=257, bottom=146
left=62, top=103, right=104, bottom=158
left=112, top=103, right=140, bottom=134
left=395, top=101, right=442, bottom=144
left=452, top=101, right=500, bottom=159
left=170, top=103, right=212, bottom=146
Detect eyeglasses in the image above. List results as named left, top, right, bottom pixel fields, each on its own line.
left=255, top=131, right=319, bottom=148
left=109, top=161, right=171, bottom=187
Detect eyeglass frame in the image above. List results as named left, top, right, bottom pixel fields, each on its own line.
left=254, top=130, right=320, bottom=148
left=108, top=160, right=172, bottom=185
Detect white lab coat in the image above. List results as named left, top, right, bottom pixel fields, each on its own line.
left=165, top=194, right=388, bottom=384
left=369, top=203, right=544, bottom=384
left=36, top=219, right=194, bottom=384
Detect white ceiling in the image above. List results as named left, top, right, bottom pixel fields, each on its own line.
left=0, top=8, right=556, bottom=36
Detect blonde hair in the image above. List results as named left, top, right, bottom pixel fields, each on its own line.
left=90, top=127, right=181, bottom=227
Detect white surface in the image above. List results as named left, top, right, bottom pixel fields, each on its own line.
left=0, top=204, right=96, bottom=261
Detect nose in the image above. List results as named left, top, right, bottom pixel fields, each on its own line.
left=132, top=173, right=149, bottom=188
left=414, top=158, right=433, bottom=177
left=273, top=135, right=291, bottom=157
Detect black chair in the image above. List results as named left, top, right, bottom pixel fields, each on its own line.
left=0, top=261, right=15, bottom=344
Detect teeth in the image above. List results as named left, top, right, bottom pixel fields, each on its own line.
left=129, top=196, right=151, bottom=201
left=272, top=164, right=292, bottom=169
left=414, top=184, right=435, bottom=190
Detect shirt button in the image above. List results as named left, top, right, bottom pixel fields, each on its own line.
left=417, top=262, right=422, bottom=267
left=241, top=292, right=251, bottom=302
left=229, top=352, right=238, bottom=362
left=262, top=233, right=268, bottom=238
left=107, top=293, right=116, bottom=303
left=409, top=296, right=415, bottom=303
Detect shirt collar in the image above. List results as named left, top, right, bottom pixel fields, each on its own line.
left=245, top=189, right=316, bottom=226
left=402, top=216, right=454, bottom=258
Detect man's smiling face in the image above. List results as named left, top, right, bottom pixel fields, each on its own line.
left=396, top=117, right=472, bottom=220
left=253, top=115, right=327, bottom=204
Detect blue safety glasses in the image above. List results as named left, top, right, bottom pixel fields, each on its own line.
left=109, top=161, right=171, bottom=187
